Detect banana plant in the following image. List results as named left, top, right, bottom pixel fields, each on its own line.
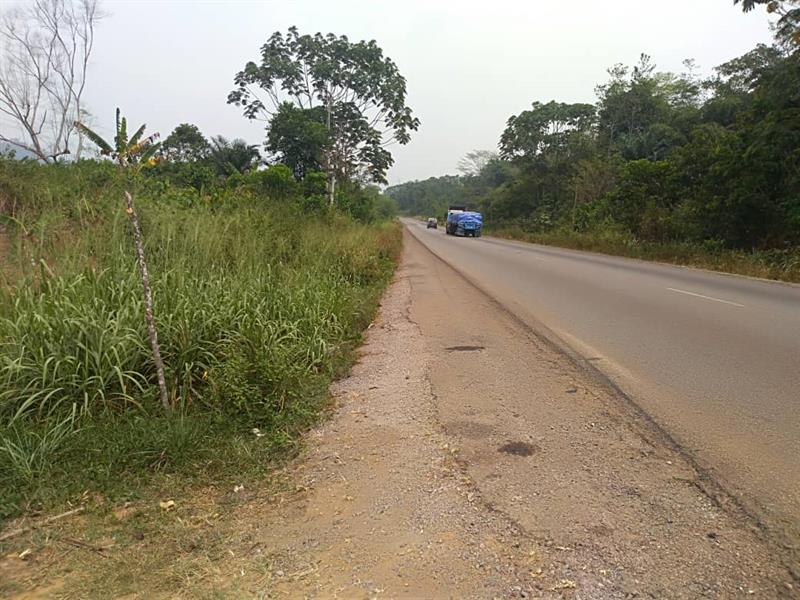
left=75, top=108, right=161, bottom=168
left=75, top=109, right=170, bottom=411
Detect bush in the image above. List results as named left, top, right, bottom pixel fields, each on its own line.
left=248, top=164, right=298, bottom=198
left=146, top=161, right=218, bottom=191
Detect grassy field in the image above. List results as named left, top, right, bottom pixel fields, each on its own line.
left=487, top=224, right=800, bottom=283
left=0, top=159, right=401, bottom=526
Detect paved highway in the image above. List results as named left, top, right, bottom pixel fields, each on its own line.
left=404, top=218, right=800, bottom=549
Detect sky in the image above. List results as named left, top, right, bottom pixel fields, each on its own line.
left=7, top=0, right=777, bottom=184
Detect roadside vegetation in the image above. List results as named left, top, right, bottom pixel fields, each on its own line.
left=0, top=13, right=413, bottom=530
left=0, top=157, right=400, bottom=524
left=387, top=1, right=800, bottom=283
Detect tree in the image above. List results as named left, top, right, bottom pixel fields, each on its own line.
left=208, top=135, right=260, bottom=176
left=385, top=175, right=464, bottom=217
left=604, top=159, right=678, bottom=241
left=709, top=45, right=783, bottom=95
left=735, top=0, right=800, bottom=47
left=595, top=55, right=703, bottom=160
left=375, top=194, right=398, bottom=220
left=75, top=109, right=170, bottom=411
left=596, top=56, right=670, bottom=159
left=228, top=27, right=419, bottom=204
left=570, top=154, right=624, bottom=224
left=457, top=150, right=497, bottom=176
left=266, top=102, right=328, bottom=179
left=0, top=0, right=102, bottom=162
left=703, top=44, right=783, bottom=125
left=499, top=101, right=596, bottom=220
left=161, top=123, right=210, bottom=162
left=500, top=101, right=596, bottom=161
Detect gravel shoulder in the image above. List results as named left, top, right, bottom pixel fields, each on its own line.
left=249, top=236, right=544, bottom=598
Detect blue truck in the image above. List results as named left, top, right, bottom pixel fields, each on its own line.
left=445, top=205, right=483, bottom=237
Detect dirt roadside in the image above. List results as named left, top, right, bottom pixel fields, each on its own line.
left=1, top=229, right=796, bottom=598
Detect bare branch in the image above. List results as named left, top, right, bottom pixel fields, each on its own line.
left=0, top=0, right=101, bottom=161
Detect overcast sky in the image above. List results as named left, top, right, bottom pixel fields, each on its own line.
left=17, top=0, right=779, bottom=183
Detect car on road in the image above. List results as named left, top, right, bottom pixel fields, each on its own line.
left=427, top=217, right=438, bottom=229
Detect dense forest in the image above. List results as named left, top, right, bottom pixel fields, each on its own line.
left=387, top=1, right=800, bottom=267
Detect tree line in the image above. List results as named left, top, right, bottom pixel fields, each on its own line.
left=1, top=3, right=417, bottom=222
left=387, top=1, right=800, bottom=252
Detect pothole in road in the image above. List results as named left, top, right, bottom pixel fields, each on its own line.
left=498, top=441, right=539, bottom=456
left=445, top=345, right=485, bottom=352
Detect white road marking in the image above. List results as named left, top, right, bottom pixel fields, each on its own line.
left=666, top=287, right=745, bottom=307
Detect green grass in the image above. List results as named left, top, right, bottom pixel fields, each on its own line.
left=487, top=224, right=800, bottom=283
left=0, top=159, right=401, bottom=521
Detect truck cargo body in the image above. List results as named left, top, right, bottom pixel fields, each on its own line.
left=445, top=209, right=483, bottom=237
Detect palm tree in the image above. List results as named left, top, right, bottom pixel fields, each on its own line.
left=208, top=135, right=260, bottom=176
left=75, top=109, right=170, bottom=411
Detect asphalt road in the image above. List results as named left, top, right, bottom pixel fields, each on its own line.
left=403, top=218, right=800, bottom=551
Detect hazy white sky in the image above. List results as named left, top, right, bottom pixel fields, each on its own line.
left=24, top=1, right=781, bottom=183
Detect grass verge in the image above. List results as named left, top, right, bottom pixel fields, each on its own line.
left=0, top=159, right=401, bottom=530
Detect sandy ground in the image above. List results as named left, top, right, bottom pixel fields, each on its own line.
left=2, top=230, right=797, bottom=598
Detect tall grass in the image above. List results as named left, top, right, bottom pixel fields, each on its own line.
left=0, top=159, right=401, bottom=519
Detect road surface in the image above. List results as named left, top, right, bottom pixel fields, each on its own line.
left=404, top=218, right=800, bottom=556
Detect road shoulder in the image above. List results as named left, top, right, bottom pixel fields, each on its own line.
left=405, top=228, right=795, bottom=598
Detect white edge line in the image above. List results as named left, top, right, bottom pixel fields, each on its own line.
left=666, top=287, right=745, bottom=308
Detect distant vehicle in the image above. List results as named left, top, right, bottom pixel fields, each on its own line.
left=444, top=205, right=465, bottom=235
left=427, top=217, right=438, bottom=229
left=445, top=205, right=482, bottom=237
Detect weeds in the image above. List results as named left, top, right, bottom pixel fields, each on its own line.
left=0, top=407, right=77, bottom=487
left=0, top=159, right=401, bottom=521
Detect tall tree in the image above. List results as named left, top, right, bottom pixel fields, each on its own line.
left=500, top=101, right=596, bottom=161
left=0, top=0, right=102, bottom=162
left=703, top=44, right=783, bottom=125
left=595, top=55, right=703, bottom=160
left=457, top=150, right=497, bottom=176
left=228, top=27, right=419, bottom=204
left=266, top=102, right=328, bottom=179
left=499, top=101, right=597, bottom=221
left=595, top=56, right=670, bottom=159
left=161, top=123, right=210, bottom=162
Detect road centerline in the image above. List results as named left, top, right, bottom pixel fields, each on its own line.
left=666, top=287, right=745, bottom=307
